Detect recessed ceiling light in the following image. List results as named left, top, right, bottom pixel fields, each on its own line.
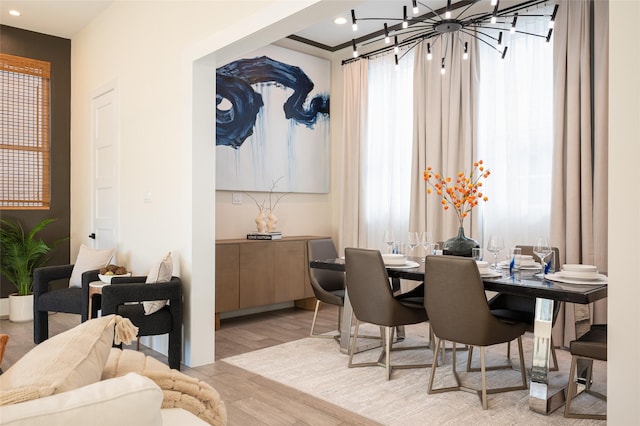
left=9, top=10, right=21, bottom=17
left=334, top=17, right=347, bottom=25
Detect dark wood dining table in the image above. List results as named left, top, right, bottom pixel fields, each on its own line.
left=309, top=256, right=608, bottom=415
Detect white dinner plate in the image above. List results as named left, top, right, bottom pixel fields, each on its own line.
left=562, top=264, right=598, bottom=273
left=556, top=270, right=601, bottom=280
left=480, top=271, right=502, bottom=278
left=382, top=254, right=407, bottom=266
left=387, top=261, right=420, bottom=269
left=544, top=272, right=607, bottom=285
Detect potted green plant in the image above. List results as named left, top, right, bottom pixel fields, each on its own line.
left=0, top=218, right=58, bottom=322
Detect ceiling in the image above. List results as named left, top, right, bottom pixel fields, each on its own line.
left=0, top=1, right=112, bottom=39
left=0, top=1, right=535, bottom=52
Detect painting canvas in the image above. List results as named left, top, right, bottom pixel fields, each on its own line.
left=216, top=44, right=330, bottom=193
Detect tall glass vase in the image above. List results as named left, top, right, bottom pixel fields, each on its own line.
left=443, top=227, right=479, bottom=257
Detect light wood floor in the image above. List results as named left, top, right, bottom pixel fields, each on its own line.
left=0, top=306, right=380, bottom=425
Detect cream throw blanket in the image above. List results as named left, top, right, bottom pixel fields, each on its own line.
left=104, top=348, right=227, bottom=426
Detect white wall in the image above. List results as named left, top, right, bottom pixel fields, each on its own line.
left=70, top=0, right=317, bottom=366
left=70, top=0, right=360, bottom=366
left=608, top=1, right=640, bottom=422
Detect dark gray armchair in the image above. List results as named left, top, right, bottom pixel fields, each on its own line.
left=100, top=275, right=183, bottom=370
left=33, top=265, right=100, bottom=344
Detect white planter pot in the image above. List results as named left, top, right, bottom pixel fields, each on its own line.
left=9, top=293, right=34, bottom=322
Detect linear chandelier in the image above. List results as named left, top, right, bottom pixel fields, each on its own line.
left=347, top=0, right=558, bottom=73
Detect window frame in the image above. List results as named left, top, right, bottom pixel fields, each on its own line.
left=0, top=53, right=51, bottom=210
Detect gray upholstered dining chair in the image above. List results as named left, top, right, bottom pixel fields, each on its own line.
left=423, top=255, right=528, bottom=410
left=306, top=239, right=345, bottom=339
left=483, top=245, right=561, bottom=371
left=344, top=247, right=430, bottom=380
left=564, top=324, right=607, bottom=420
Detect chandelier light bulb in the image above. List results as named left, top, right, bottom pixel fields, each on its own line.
left=384, top=23, right=390, bottom=44
left=445, top=10, right=452, bottom=19
left=412, top=0, right=419, bottom=15
left=441, top=58, right=446, bottom=75
left=463, top=42, right=469, bottom=60
left=351, top=9, right=357, bottom=31
left=403, top=5, right=408, bottom=29
left=491, top=0, right=498, bottom=6
left=352, top=39, right=358, bottom=58
left=491, top=15, right=497, bottom=24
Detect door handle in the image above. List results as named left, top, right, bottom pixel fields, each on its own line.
left=88, top=233, right=96, bottom=239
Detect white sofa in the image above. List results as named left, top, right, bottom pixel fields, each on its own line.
left=0, top=315, right=226, bottom=425
left=0, top=372, right=211, bottom=425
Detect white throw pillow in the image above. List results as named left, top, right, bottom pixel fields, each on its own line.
left=0, top=373, right=163, bottom=426
left=69, top=244, right=116, bottom=288
left=143, top=252, right=173, bottom=315
left=0, top=315, right=120, bottom=403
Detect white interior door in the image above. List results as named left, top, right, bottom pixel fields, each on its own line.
left=91, top=86, right=119, bottom=250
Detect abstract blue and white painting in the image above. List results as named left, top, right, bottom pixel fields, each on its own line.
left=215, top=44, right=330, bottom=193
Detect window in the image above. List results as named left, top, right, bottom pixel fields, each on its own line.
left=362, top=13, right=553, bottom=250
left=0, top=53, right=51, bottom=210
left=477, top=14, right=554, bottom=250
left=363, top=51, right=414, bottom=250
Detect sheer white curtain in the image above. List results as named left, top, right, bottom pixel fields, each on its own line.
left=477, top=12, right=554, bottom=253
left=363, top=52, right=414, bottom=250
left=339, top=60, right=368, bottom=252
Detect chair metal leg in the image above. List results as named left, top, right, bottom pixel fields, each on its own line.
left=434, top=336, right=528, bottom=409
left=480, top=346, right=488, bottom=410
left=564, top=355, right=607, bottom=420
left=385, top=326, right=392, bottom=380
left=348, top=321, right=431, bottom=380
left=310, top=300, right=341, bottom=341
left=428, top=337, right=461, bottom=395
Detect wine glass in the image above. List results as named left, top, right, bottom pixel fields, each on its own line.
left=533, top=237, right=552, bottom=273
left=420, top=231, right=433, bottom=262
left=486, top=235, right=505, bottom=270
left=383, top=230, right=395, bottom=254
left=407, top=231, right=419, bottom=256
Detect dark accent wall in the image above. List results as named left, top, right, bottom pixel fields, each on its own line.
left=0, top=25, right=71, bottom=297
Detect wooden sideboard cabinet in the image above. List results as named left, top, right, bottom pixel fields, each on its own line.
left=215, top=236, right=329, bottom=325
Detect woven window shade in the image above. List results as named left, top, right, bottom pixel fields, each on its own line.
left=0, top=53, right=51, bottom=210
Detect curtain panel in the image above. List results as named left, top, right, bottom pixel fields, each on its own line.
left=338, top=60, right=368, bottom=253
left=551, top=0, right=609, bottom=347
left=409, top=34, right=480, bottom=243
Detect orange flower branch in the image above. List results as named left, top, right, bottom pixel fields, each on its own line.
left=423, top=160, right=490, bottom=227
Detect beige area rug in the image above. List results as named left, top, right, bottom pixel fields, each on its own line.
left=222, top=323, right=606, bottom=425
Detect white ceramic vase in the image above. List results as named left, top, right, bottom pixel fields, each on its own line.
left=9, top=293, right=34, bottom=322
left=255, top=208, right=267, bottom=233
left=267, top=210, right=278, bottom=232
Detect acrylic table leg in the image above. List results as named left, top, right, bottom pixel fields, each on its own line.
left=529, top=297, right=566, bottom=414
